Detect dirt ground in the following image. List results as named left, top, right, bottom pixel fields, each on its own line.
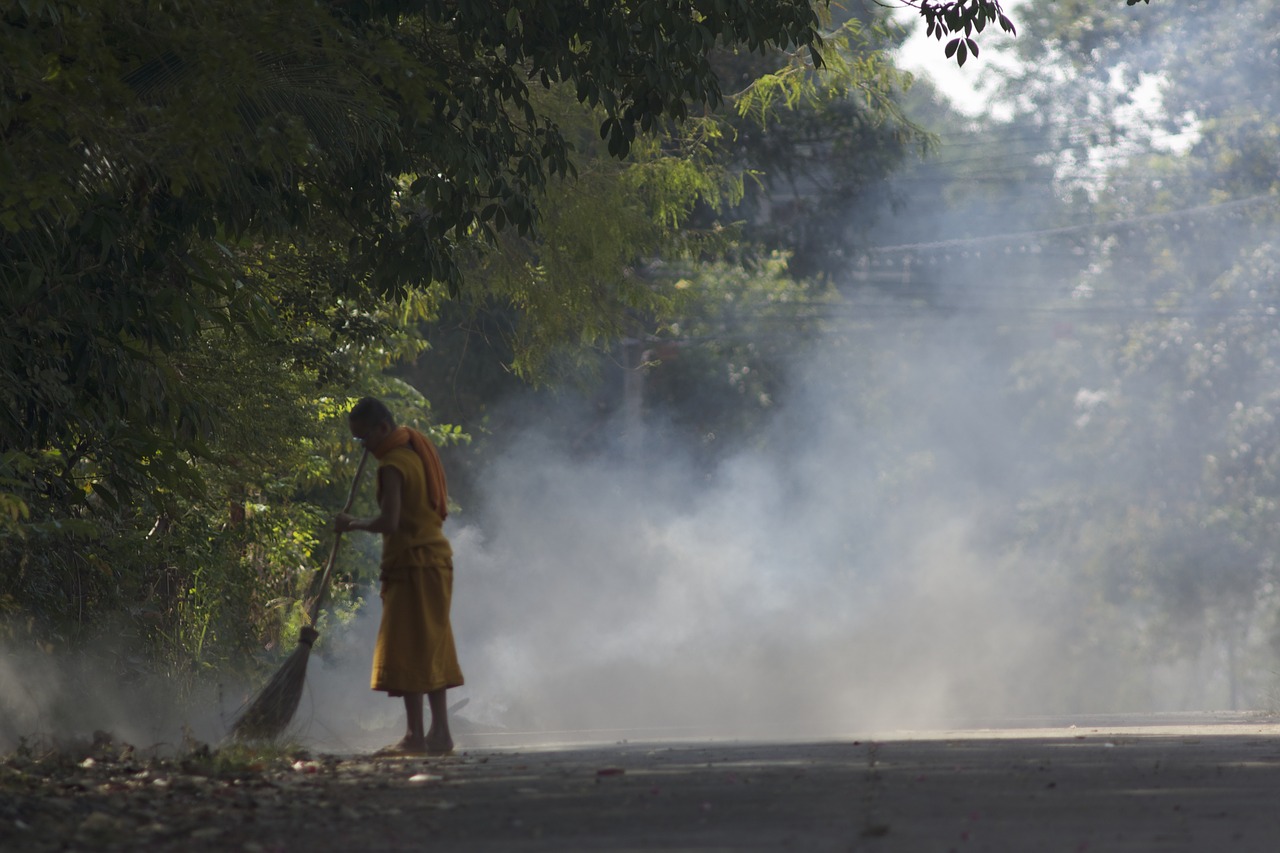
left=5, top=712, right=1280, bottom=852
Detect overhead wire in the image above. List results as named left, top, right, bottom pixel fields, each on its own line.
left=886, top=101, right=1273, bottom=182
left=865, top=193, right=1278, bottom=256
left=687, top=70, right=1280, bottom=336
left=918, top=101, right=1265, bottom=156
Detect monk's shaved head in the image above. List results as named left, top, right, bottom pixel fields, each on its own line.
left=350, top=396, right=395, bottom=428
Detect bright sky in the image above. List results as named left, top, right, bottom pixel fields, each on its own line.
left=893, top=2, right=1190, bottom=153
left=892, top=0, right=1027, bottom=117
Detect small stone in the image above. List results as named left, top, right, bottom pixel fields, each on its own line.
left=78, top=811, right=124, bottom=837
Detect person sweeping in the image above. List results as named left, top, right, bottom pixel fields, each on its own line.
left=336, top=397, right=464, bottom=757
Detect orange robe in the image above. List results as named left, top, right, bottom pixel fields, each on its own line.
left=369, top=440, right=464, bottom=695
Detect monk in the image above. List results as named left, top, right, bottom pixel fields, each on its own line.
left=335, top=397, right=464, bottom=756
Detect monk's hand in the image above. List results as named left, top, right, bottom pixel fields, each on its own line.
left=334, top=512, right=357, bottom=533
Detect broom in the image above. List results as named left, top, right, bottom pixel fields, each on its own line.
left=230, top=448, right=371, bottom=741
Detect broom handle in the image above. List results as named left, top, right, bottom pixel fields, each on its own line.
left=306, top=448, right=371, bottom=626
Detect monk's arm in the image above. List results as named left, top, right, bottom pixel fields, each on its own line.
left=335, top=467, right=402, bottom=534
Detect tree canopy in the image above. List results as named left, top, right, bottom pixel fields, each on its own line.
left=940, top=0, right=1280, bottom=705
left=1, top=0, right=835, bottom=505
left=0, top=0, right=945, bottom=674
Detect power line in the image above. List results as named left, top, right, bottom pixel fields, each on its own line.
left=890, top=102, right=1271, bottom=178
left=866, top=193, right=1279, bottom=255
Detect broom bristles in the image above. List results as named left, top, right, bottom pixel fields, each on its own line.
left=230, top=627, right=318, bottom=741
left=231, top=454, right=367, bottom=743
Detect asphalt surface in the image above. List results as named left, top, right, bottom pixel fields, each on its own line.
left=11, top=713, right=1280, bottom=852
left=266, top=713, right=1280, bottom=852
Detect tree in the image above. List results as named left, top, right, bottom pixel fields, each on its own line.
left=400, top=3, right=933, bottom=485
left=1, top=0, right=1027, bottom=513
left=0, top=0, right=839, bottom=523
left=703, top=9, right=923, bottom=282
left=992, top=0, right=1280, bottom=707
left=904, top=0, right=1017, bottom=67
left=0, top=0, right=1023, bottom=676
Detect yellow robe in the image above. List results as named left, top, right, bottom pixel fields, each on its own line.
left=370, top=446, right=464, bottom=695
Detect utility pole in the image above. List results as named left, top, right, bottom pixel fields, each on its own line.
left=621, top=334, right=644, bottom=461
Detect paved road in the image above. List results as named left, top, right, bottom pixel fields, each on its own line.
left=9, top=714, right=1280, bottom=852
left=275, top=716, right=1280, bottom=852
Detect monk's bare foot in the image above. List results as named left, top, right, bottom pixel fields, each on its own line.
left=425, top=735, right=454, bottom=757
left=374, top=736, right=427, bottom=757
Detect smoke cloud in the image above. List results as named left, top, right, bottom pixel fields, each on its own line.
left=0, top=293, right=1256, bottom=755
left=291, top=303, right=1254, bottom=750
left=6, top=3, right=1273, bottom=750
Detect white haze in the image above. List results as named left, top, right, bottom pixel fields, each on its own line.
left=294, top=307, right=1249, bottom=749
left=0, top=303, right=1249, bottom=754
left=2, top=2, right=1264, bottom=753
